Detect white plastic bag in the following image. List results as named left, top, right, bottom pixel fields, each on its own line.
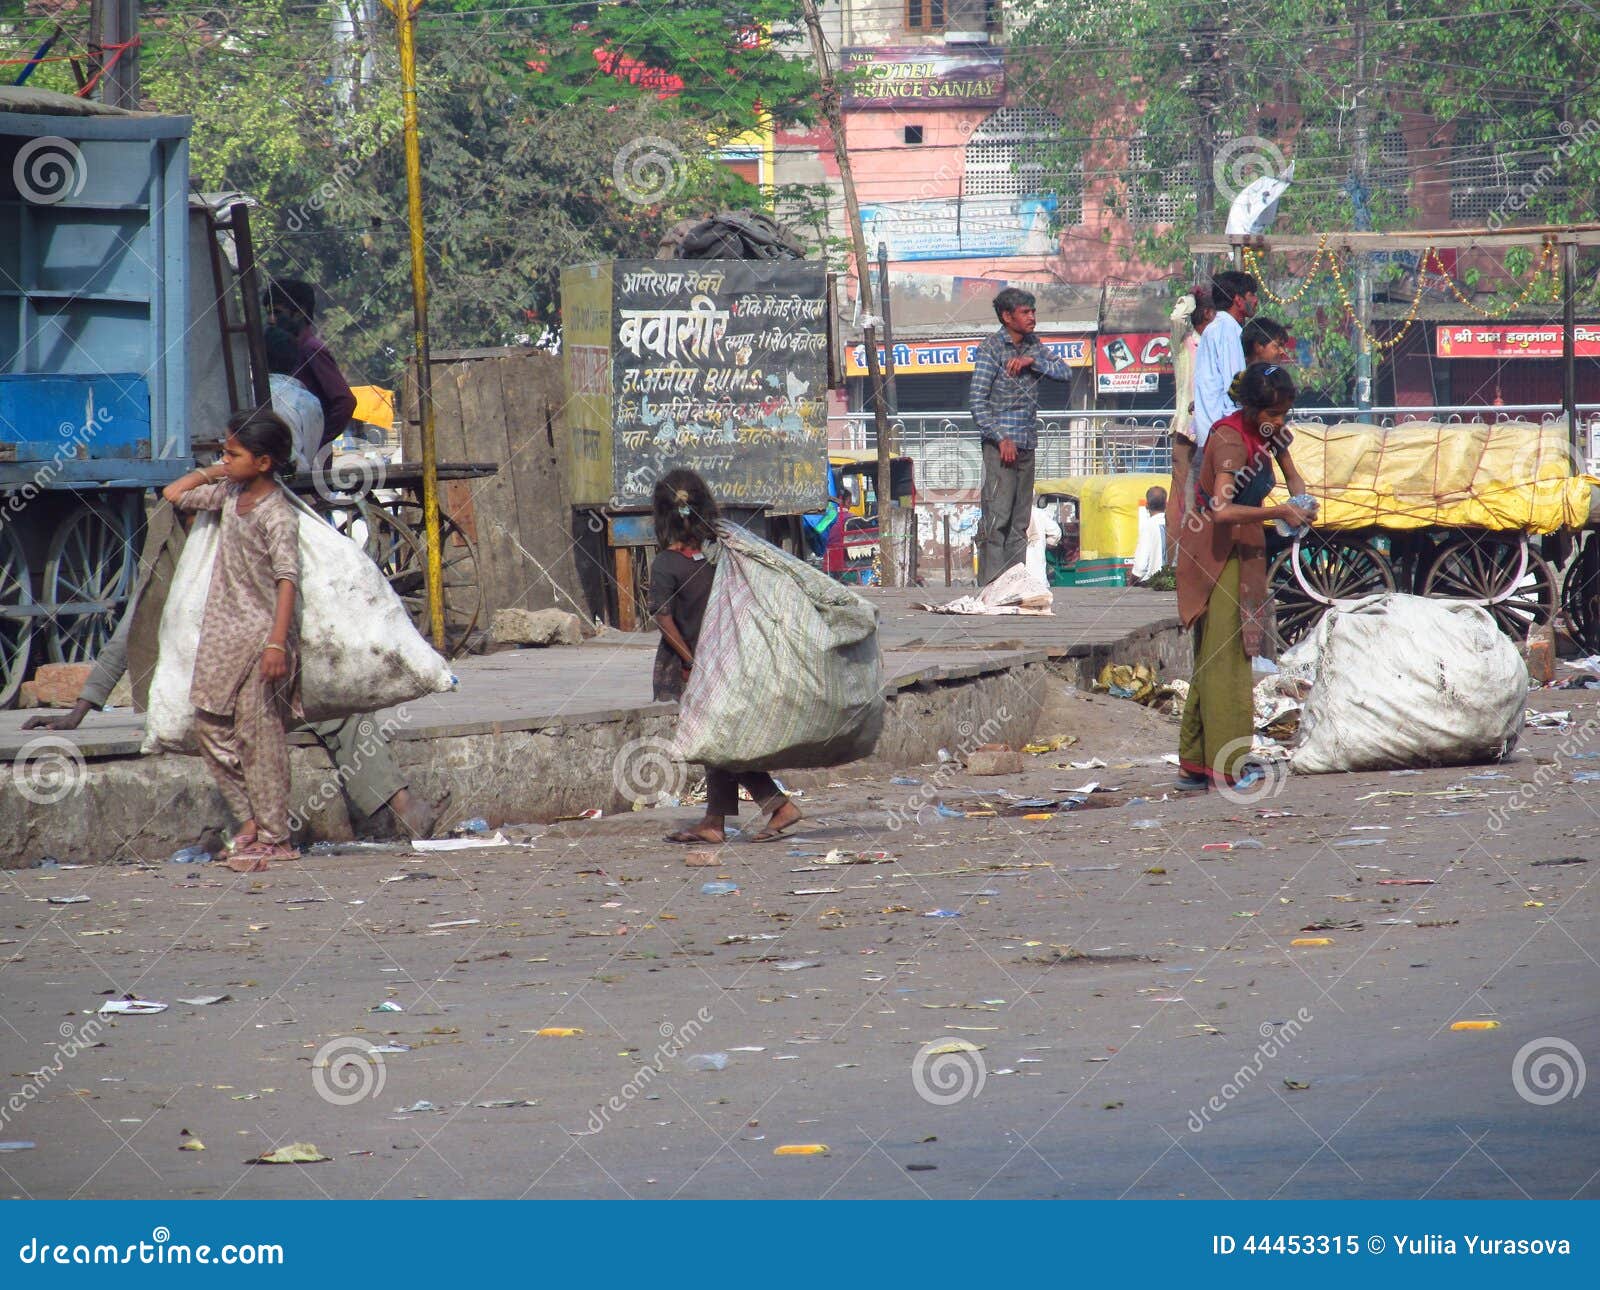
left=143, top=489, right=456, bottom=752
left=672, top=525, right=883, bottom=771
left=1291, top=593, right=1527, bottom=774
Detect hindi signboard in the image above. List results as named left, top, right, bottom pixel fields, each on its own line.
left=1435, top=323, right=1600, bottom=359
left=860, top=196, right=1057, bottom=262
left=561, top=261, right=829, bottom=512
left=844, top=334, right=1090, bottom=378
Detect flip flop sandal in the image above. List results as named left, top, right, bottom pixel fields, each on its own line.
left=749, top=814, right=803, bottom=844
left=665, top=829, right=726, bottom=845
left=224, top=832, right=258, bottom=855
left=224, top=851, right=271, bottom=874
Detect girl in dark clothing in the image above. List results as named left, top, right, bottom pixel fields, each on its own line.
left=650, top=470, right=801, bottom=845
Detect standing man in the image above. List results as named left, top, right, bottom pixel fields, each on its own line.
left=264, top=279, right=357, bottom=450
left=1192, top=271, right=1259, bottom=452
left=969, top=287, right=1074, bottom=584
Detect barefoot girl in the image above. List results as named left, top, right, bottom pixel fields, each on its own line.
left=649, top=469, right=802, bottom=845
left=1175, top=363, right=1316, bottom=790
left=162, top=410, right=302, bottom=867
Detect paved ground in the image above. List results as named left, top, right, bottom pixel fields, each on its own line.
left=1, top=679, right=1594, bottom=1200
left=0, top=585, right=1177, bottom=761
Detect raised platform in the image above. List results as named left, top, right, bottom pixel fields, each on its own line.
left=0, top=587, right=1181, bottom=864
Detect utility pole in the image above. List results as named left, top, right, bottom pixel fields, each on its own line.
left=380, top=0, right=447, bottom=650
left=89, top=0, right=139, bottom=108
left=1350, top=1, right=1374, bottom=420
left=800, top=0, right=898, bottom=587
left=1185, top=7, right=1228, bottom=279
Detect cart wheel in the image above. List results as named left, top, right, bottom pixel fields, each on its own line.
left=43, top=496, right=141, bottom=665
left=327, top=498, right=481, bottom=658
left=1422, top=534, right=1555, bottom=642
left=1562, top=537, right=1600, bottom=652
left=0, top=520, right=34, bottom=708
left=1266, top=533, right=1395, bottom=652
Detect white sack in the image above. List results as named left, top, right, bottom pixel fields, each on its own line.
left=1291, top=593, right=1527, bottom=774
left=143, top=489, right=456, bottom=752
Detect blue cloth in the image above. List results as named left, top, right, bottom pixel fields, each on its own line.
left=967, top=327, right=1074, bottom=451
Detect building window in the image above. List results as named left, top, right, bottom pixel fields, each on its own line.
left=906, top=0, right=1002, bottom=35
left=965, top=107, right=1083, bottom=224
left=904, top=124, right=925, bottom=145
left=1450, top=118, right=1568, bottom=222
left=906, top=0, right=947, bottom=32
left=1126, top=133, right=1199, bottom=226
left=1374, top=128, right=1410, bottom=213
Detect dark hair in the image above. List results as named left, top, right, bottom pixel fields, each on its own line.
left=1191, top=287, right=1216, bottom=326
left=1241, top=316, right=1291, bottom=360
left=226, top=408, right=296, bottom=476
left=263, top=324, right=300, bottom=376
left=264, top=279, right=316, bottom=325
left=652, top=469, right=719, bottom=548
left=1145, top=485, right=1168, bottom=514
left=1211, top=270, right=1259, bottom=310
left=1227, top=361, right=1298, bottom=412
left=993, top=286, right=1036, bottom=323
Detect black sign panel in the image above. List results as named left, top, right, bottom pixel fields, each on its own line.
left=608, top=260, right=829, bottom=511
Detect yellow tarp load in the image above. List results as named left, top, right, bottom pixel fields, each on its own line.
left=1267, top=420, right=1599, bottom=533
left=1036, top=473, right=1168, bottom=559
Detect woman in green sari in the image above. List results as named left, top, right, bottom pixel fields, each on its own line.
left=1176, top=364, right=1316, bottom=790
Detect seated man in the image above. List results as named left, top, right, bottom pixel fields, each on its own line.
left=1131, top=485, right=1169, bottom=585
left=24, top=503, right=442, bottom=843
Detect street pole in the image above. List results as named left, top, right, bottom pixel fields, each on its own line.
left=1351, top=3, right=1374, bottom=421
left=800, top=0, right=898, bottom=588
left=90, top=0, right=139, bottom=108
left=382, top=0, right=447, bottom=649
left=1562, top=236, right=1578, bottom=455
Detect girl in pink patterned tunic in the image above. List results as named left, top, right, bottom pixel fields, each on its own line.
left=162, top=411, right=302, bottom=870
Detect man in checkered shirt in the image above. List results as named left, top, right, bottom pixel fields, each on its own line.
left=968, top=288, right=1075, bottom=584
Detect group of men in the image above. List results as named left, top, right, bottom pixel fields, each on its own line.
left=967, top=271, right=1275, bottom=587
left=25, top=280, right=440, bottom=842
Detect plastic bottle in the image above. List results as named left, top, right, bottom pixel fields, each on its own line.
left=167, top=845, right=211, bottom=864
left=455, top=817, right=490, bottom=835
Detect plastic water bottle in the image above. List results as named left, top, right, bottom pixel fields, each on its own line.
left=1273, top=493, right=1317, bottom=538
left=167, top=845, right=211, bottom=864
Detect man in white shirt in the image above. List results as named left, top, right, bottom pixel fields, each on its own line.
left=265, top=324, right=325, bottom=471
left=1192, top=271, right=1259, bottom=451
left=1131, top=485, right=1168, bottom=584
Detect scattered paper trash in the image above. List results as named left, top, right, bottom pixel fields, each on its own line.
left=371, top=1001, right=403, bottom=1013
left=1450, top=1020, right=1500, bottom=1031
left=684, top=1053, right=729, bottom=1072
left=773, top=1144, right=829, bottom=1156
left=48, top=895, right=90, bottom=905
left=414, top=833, right=512, bottom=851
left=536, top=1027, right=583, bottom=1037
left=700, top=881, right=739, bottom=896
left=98, top=999, right=166, bottom=1015
left=176, top=995, right=231, bottom=1007
left=248, top=1142, right=331, bottom=1164
left=0, top=1142, right=37, bottom=1152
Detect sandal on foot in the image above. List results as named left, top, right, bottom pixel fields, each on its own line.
left=749, top=809, right=803, bottom=844
left=666, top=828, right=725, bottom=845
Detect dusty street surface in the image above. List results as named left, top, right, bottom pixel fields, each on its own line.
left=2, top=682, right=1596, bottom=1200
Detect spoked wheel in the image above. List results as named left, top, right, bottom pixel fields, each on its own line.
left=1266, top=533, right=1396, bottom=652
left=42, top=495, right=142, bottom=664
left=326, top=497, right=481, bottom=658
left=0, top=519, right=34, bottom=708
left=1562, top=534, right=1600, bottom=652
left=1421, top=534, right=1556, bottom=642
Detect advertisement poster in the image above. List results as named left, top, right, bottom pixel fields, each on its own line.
left=1095, top=331, right=1174, bottom=393
left=840, top=46, right=1004, bottom=108
left=859, top=196, right=1057, bottom=262
left=1436, top=323, right=1600, bottom=359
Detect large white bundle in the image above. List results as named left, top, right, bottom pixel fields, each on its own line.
left=143, top=490, right=456, bottom=752
left=672, top=525, right=883, bottom=771
left=1292, top=593, right=1526, bottom=774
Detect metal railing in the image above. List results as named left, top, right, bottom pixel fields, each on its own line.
left=838, top=404, right=1600, bottom=494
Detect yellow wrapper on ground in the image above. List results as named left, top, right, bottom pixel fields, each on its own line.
left=1266, top=420, right=1600, bottom=533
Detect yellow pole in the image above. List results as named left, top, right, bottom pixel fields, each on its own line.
left=382, top=0, right=446, bottom=651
